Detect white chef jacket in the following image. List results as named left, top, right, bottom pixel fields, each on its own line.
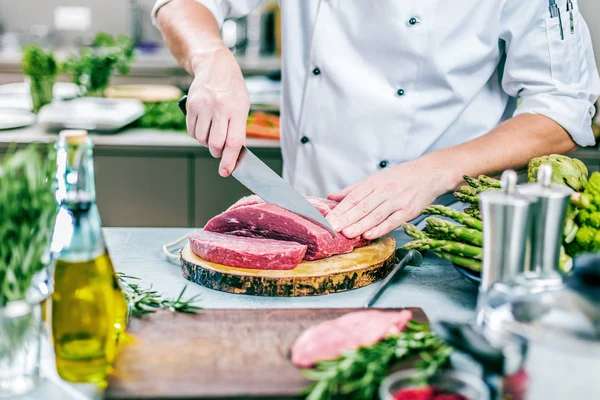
left=153, top=0, right=600, bottom=197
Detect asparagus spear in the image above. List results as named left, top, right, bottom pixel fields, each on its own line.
left=478, top=175, right=501, bottom=189
left=422, top=205, right=483, bottom=231
left=463, top=205, right=482, bottom=221
left=401, top=223, right=428, bottom=240
left=433, top=251, right=482, bottom=272
left=453, top=192, right=479, bottom=205
left=404, top=239, right=483, bottom=260
left=463, top=175, right=481, bottom=188
left=425, top=218, right=484, bottom=246
left=457, top=185, right=479, bottom=197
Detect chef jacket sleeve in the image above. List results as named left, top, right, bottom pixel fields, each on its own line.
left=500, top=0, right=600, bottom=146
left=152, top=0, right=263, bottom=28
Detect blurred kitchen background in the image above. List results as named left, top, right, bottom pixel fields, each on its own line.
left=0, top=1, right=599, bottom=228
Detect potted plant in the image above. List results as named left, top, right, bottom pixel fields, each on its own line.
left=63, top=32, right=134, bottom=97
left=21, top=45, right=59, bottom=113
left=0, top=145, right=57, bottom=397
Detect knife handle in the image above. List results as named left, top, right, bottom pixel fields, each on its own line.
left=178, top=95, right=188, bottom=116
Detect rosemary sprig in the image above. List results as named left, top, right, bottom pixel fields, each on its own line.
left=300, top=321, right=453, bottom=400
left=117, top=273, right=202, bottom=318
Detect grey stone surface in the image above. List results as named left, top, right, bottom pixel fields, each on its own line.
left=104, top=227, right=478, bottom=322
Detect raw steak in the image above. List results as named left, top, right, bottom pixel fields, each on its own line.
left=228, top=195, right=339, bottom=217
left=204, top=201, right=369, bottom=261
left=291, top=310, right=413, bottom=368
left=188, top=230, right=307, bottom=270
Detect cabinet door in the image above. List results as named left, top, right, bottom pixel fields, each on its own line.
left=194, top=150, right=283, bottom=227
left=95, top=155, right=190, bottom=227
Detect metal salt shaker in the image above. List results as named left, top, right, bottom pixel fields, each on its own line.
left=517, top=164, right=573, bottom=283
left=478, top=170, right=537, bottom=297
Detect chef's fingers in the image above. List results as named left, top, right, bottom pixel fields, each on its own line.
left=328, top=182, right=359, bottom=201
left=186, top=107, right=198, bottom=138
left=219, top=115, right=246, bottom=177
left=207, top=113, right=229, bottom=158
left=363, top=210, right=410, bottom=240
left=327, top=183, right=375, bottom=231
left=331, top=192, right=386, bottom=235
left=342, top=201, right=393, bottom=239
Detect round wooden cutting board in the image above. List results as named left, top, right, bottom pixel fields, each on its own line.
left=181, top=235, right=397, bottom=297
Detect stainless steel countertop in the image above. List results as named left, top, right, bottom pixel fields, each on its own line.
left=0, top=125, right=281, bottom=155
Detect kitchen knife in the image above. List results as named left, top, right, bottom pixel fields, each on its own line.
left=178, top=95, right=337, bottom=237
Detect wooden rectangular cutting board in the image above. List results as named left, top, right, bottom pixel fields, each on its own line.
left=106, top=308, right=428, bottom=400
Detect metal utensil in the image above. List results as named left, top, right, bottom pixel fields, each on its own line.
left=434, top=254, right=600, bottom=400
left=478, top=170, right=537, bottom=293
left=177, top=96, right=336, bottom=237
left=363, top=249, right=423, bottom=308
left=517, top=164, right=573, bottom=278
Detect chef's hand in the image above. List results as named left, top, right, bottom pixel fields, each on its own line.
left=326, top=158, right=457, bottom=240
left=186, top=46, right=250, bottom=177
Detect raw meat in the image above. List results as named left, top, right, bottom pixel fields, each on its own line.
left=188, top=230, right=307, bottom=270
left=204, top=201, right=369, bottom=261
left=228, top=195, right=339, bottom=217
left=291, top=310, right=413, bottom=368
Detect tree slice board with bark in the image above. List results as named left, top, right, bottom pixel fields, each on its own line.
left=180, top=235, right=396, bottom=296
left=106, top=307, right=428, bottom=400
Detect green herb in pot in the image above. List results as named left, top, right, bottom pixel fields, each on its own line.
left=0, top=145, right=57, bottom=306
left=21, top=44, right=58, bottom=113
left=63, top=32, right=134, bottom=97
left=137, top=100, right=187, bottom=130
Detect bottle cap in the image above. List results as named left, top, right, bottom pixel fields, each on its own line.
left=59, top=130, right=88, bottom=145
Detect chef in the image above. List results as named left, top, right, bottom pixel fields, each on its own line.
left=153, top=0, right=600, bottom=240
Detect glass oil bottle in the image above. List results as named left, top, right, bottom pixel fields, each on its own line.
left=51, top=133, right=128, bottom=385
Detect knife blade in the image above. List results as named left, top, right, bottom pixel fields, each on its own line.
left=178, top=96, right=337, bottom=237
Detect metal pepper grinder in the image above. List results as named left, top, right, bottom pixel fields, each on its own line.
left=478, top=170, right=537, bottom=295
left=517, top=164, right=573, bottom=284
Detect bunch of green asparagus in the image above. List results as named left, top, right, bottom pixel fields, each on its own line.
left=410, top=161, right=590, bottom=274
left=402, top=204, right=484, bottom=273
left=451, top=175, right=501, bottom=220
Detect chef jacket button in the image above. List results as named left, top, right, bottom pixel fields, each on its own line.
left=397, top=88, right=405, bottom=96
left=300, top=136, right=310, bottom=144
left=379, top=160, right=388, bottom=169
left=312, top=67, right=321, bottom=76
left=409, top=17, right=419, bottom=26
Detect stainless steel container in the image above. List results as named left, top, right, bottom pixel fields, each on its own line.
left=478, top=171, right=537, bottom=294
left=517, top=164, right=573, bottom=283
left=435, top=254, right=600, bottom=400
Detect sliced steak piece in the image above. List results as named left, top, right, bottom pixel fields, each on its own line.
left=204, top=203, right=369, bottom=260
left=188, top=230, right=307, bottom=270
left=291, top=310, right=413, bottom=368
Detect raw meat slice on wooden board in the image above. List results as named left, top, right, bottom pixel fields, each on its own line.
left=291, top=310, right=413, bottom=368
left=188, top=230, right=308, bottom=270
left=204, top=202, right=369, bottom=260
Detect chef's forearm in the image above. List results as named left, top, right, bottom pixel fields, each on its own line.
left=422, top=114, right=578, bottom=191
left=155, top=0, right=226, bottom=75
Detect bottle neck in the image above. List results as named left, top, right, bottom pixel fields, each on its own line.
left=56, top=138, right=98, bottom=201
left=53, top=137, right=106, bottom=261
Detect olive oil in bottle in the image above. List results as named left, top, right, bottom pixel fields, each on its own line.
left=51, top=134, right=128, bottom=384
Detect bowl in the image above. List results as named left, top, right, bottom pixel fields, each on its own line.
left=380, top=369, right=490, bottom=400
left=453, top=263, right=481, bottom=285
